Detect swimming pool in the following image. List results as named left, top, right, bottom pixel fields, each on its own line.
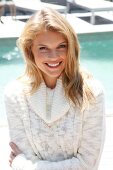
left=78, top=32, right=113, bottom=116
left=0, top=32, right=113, bottom=125
left=0, top=38, right=24, bottom=125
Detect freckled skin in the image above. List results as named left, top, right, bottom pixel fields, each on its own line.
left=31, top=31, right=67, bottom=87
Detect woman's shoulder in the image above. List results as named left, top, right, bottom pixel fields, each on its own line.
left=81, top=67, right=104, bottom=96
left=86, top=77, right=104, bottom=97
left=4, top=79, right=25, bottom=98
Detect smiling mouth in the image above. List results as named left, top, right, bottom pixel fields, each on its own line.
left=45, top=62, right=62, bottom=68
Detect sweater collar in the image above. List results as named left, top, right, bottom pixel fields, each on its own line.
left=27, top=79, right=71, bottom=125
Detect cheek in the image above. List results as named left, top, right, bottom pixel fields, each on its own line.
left=34, top=53, right=43, bottom=65
left=34, top=52, right=42, bottom=63
left=34, top=57, right=41, bottom=67
left=62, top=54, right=67, bottom=63
left=32, top=48, right=43, bottom=64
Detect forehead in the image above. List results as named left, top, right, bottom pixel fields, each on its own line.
left=33, top=31, right=66, bottom=45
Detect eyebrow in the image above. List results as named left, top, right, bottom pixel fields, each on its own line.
left=38, top=41, right=67, bottom=47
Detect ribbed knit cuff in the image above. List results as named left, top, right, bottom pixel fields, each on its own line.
left=12, top=154, right=28, bottom=170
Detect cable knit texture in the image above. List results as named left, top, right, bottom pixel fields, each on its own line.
left=4, top=78, right=105, bottom=170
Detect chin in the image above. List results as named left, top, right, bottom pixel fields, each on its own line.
left=49, top=74, right=61, bottom=78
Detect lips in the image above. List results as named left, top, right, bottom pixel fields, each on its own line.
left=45, top=62, right=62, bottom=68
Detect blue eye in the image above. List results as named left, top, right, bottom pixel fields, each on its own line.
left=38, top=46, right=49, bottom=53
left=57, top=44, right=67, bottom=52
left=58, top=44, right=67, bottom=49
left=39, top=47, right=47, bottom=51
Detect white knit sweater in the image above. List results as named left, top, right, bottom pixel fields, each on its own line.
left=4, top=78, right=105, bottom=170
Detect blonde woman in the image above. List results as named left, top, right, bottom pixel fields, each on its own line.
left=4, top=8, right=105, bottom=170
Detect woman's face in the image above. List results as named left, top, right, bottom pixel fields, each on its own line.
left=31, top=31, right=67, bottom=81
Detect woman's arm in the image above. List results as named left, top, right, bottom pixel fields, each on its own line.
left=4, top=83, right=105, bottom=170
left=4, top=82, right=41, bottom=162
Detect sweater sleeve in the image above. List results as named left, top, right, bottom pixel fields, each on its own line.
left=4, top=81, right=41, bottom=162
left=4, top=81, right=105, bottom=170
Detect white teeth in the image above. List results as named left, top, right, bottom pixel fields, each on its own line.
left=47, top=63, right=60, bottom=67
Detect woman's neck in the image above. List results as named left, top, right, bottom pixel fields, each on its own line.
left=43, top=76, right=58, bottom=89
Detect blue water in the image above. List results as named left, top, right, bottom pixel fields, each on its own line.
left=0, top=33, right=113, bottom=124
left=78, top=32, right=113, bottom=115
left=0, top=38, right=24, bottom=124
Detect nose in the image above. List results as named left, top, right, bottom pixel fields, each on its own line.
left=47, top=50, right=59, bottom=59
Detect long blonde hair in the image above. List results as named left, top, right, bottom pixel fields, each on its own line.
left=17, top=8, right=94, bottom=110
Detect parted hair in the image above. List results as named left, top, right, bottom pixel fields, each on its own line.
left=17, top=7, right=94, bottom=110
